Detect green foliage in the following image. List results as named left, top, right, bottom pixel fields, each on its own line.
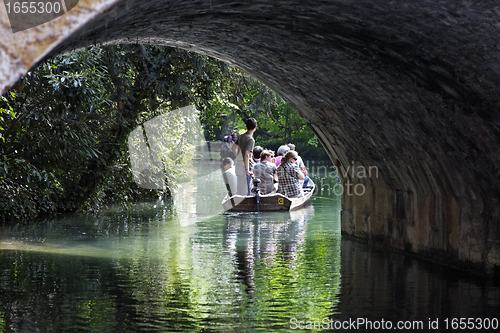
left=215, top=76, right=328, bottom=160
left=0, top=45, right=237, bottom=221
left=0, top=50, right=109, bottom=220
left=0, top=157, right=64, bottom=220
left=0, top=43, right=325, bottom=222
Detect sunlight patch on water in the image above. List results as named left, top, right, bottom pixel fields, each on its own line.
left=0, top=240, right=119, bottom=259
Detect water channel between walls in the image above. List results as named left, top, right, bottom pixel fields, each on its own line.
left=0, top=162, right=498, bottom=332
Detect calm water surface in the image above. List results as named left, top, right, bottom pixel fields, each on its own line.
left=0, top=167, right=499, bottom=332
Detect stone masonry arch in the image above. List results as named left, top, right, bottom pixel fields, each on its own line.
left=1, top=0, right=499, bottom=273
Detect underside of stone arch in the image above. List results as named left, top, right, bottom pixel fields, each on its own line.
left=1, top=0, right=499, bottom=273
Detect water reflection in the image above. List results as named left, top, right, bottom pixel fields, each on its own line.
left=224, top=204, right=313, bottom=294
left=336, top=239, right=500, bottom=330
left=0, top=167, right=499, bottom=332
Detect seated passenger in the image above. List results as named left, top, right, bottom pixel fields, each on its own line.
left=287, top=143, right=304, bottom=168
left=277, top=151, right=305, bottom=198
left=221, top=157, right=237, bottom=196
left=252, top=146, right=263, bottom=166
left=252, top=150, right=278, bottom=195
left=275, top=145, right=290, bottom=166
left=287, top=143, right=310, bottom=188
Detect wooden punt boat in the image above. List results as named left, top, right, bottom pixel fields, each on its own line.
left=222, top=180, right=315, bottom=212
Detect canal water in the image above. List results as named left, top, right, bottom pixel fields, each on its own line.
left=0, top=162, right=499, bottom=332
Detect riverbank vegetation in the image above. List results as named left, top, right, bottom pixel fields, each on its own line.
left=0, top=45, right=326, bottom=221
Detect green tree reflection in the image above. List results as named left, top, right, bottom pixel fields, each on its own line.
left=0, top=168, right=342, bottom=332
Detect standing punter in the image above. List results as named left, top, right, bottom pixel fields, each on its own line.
left=232, top=118, right=257, bottom=195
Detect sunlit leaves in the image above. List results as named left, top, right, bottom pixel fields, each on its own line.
left=0, top=43, right=320, bottom=221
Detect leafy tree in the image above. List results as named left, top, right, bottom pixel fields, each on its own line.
left=0, top=45, right=236, bottom=221
left=0, top=44, right=325, bottom=222
left=213, top=74, right=327, bottom=159
left=1, top=51, right=109, bottom=219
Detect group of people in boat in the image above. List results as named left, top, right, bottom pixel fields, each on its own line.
left=221, top=118, right=311, bottom=199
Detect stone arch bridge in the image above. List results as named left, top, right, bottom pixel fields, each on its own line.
left=1, top=0, right=499, bottom=273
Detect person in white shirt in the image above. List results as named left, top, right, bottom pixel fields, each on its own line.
left=221, top=157, right=237, bottom=196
